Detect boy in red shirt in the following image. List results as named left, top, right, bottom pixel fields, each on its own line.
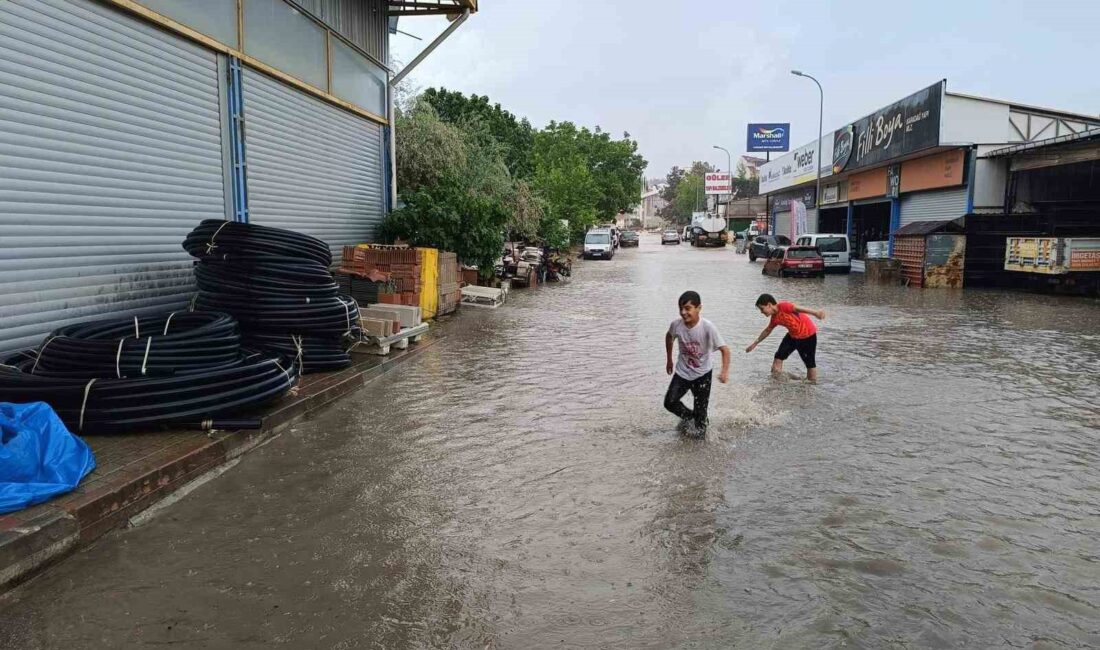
left=745, top=293, right=826, bottom=381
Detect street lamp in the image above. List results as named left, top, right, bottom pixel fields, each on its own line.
left=713, top=144, right=731, bottom=220
left=791, top=70, right=823, bottom=217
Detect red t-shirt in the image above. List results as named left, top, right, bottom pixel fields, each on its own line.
left=769, top=301, right=816, bottom=339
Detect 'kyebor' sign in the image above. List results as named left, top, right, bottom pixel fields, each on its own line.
left=705, top=172, right=732, bottom=195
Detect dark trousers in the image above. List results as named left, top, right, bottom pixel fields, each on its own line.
left=663, top=371, right=712, bottom=429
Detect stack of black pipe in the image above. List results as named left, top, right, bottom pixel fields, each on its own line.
left=183, top=220, right=359, bottom=373
left=0, top=311, right=298, bottom=434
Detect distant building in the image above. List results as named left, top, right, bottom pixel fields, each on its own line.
left=739, top=155, right=768, bottom=180
left=634, top=185, right=669, bottom=228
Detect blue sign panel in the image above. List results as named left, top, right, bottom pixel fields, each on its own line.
left=746, top=123, right=790, bottom=152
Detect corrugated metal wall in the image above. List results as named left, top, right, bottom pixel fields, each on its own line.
left=290, top=0, right=388, bottom=63
left=899, top=187, right=968, bottom=227
left=0, top=0, right=226, bottom=354
left=243, top=67, right=385, bottom=250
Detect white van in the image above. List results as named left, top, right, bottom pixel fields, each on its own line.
left=795, top=233, right=851, bottom=273
left=583, top=228, right=615, bottom=260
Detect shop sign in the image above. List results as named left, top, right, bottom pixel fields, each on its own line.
left=760, top=138, right=828, bottom=194
left=886, top=164, right=901, bottom=198
left=746, top=123, right=791, bottom=152
left=822, top=184, right=840, bottom=204
left=772, top=187, right=817, bottom=212
left=704, top=172, right=732, bottom=195
left=832, top=125, right=854, bottom=174
left=900, top=148, right=965, bottom=193
left=836, top=81, right=943, bottom=174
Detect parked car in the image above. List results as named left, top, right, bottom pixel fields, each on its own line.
left=681, top=225, right=693, bottom=244
left=748, top=235, right=791, bottom=261
left=795, top=233, right=852, bottom=273
left=620, top=230, right=640, bottom=247
left=762, top=246, right=826, bottom=278
left=583, top=228, right=615, bottom=260
left=661, top=229, right=681, bottom=245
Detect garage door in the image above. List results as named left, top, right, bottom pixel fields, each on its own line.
left=773, top=211, right=791, bottom=237
left=900, top=187, right=968, bottom=227
left=0, top=0, right=227, bottom=354
left=243, top=67, right=385, bottom=251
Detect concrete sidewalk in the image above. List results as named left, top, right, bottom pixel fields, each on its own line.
left=0, top=337, right=439, bottom=592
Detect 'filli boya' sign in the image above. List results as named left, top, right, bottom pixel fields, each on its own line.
left=833, top=81, right=943, bottom=174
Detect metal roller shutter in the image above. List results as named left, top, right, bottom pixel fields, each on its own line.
left=243, top=68, right=385, bottom=251
left=0, top=0, right=226, bottom=354
left=899, top=187, right=968, bottom=227
left=774, top=211, right=791, bottom=237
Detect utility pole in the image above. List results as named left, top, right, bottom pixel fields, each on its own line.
left=792, top=70, right=824, bottom=218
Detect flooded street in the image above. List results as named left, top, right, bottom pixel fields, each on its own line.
left=3, top=234, right=1099, bottom=649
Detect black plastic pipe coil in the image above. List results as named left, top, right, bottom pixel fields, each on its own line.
left=242, top=333, right=356, bottom=373
left=0, top=351, right=299, bottom=434
left=25, top=311, right=240, bottom=380
left=183, top=219, right=332, bottom=267
left=182, top=220, right=357, bottom=373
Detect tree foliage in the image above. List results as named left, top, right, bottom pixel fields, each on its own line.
left=386, top=91, right=648, bottom=269
left=658, top=161, right=715, bottom=224
left=422, top=88, right=535, bottom=180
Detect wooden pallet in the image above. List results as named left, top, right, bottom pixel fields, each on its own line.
left=351, top=322, right=430, bottom=356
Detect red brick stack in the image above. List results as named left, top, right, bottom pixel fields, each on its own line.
left=340, top=246, right=423, bottom=307
left=438, top=252, right=461, bottom=315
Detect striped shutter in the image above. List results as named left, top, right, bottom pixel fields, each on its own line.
left=899, top=187, right=968, bottom=227
left=242, top=68, right=385, bottom=251
left=774, top=211, right=791, bottom=237
left=0, top=0, right=227, bottom=354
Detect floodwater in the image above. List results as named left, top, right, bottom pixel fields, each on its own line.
left=3, top=234, right=1099, bottom=649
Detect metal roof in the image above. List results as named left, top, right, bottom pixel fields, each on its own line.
left=946, top=91, right=1100, bottom=124
left=894, top=218, right=966, bottom=236
left=984, top=127, right=1100, bottom=158
left=389, top=0, right=476, bottom=17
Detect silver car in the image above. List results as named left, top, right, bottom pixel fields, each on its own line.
left=661, top=229, right=681, bottom=245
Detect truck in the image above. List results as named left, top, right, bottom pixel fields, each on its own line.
left=690, top=216, right=730, bottom=247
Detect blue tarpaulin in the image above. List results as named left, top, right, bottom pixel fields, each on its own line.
left=0, top=402, right=96, bottom=515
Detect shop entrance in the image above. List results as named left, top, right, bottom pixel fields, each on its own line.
left=818, top=207, right=848, bottom=234
left=850, top=201, right=891, bottom=259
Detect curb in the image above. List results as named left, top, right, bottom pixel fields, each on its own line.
left=0, top=336, right=440, bottom=594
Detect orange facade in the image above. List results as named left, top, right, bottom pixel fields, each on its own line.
left=847, top=167, right=888, bottom=200
left=900, top=148, right=965, bottom=193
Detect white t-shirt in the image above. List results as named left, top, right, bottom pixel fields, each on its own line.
left=668, top=317, right=727, bottom=380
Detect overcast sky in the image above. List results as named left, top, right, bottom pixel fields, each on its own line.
left=392, top=0, right=1100, bottom=179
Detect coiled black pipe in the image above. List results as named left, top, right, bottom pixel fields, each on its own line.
left=26, top=311, right=240, bottom=379
left=193, top=293, right=360, bottom=336
left=0, top=352, right=299, bottom=434
left=183, top=219, right=332, bottom=267
left=195, top=259, right=338, bottom=300
left=242, top=333, right=353, bottom=373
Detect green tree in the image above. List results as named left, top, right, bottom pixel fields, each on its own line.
left=659, top=161, right=715, bottom=224
left=421, top=88, right=536, bottom=180
left=386, top=99, right=517, bottom=269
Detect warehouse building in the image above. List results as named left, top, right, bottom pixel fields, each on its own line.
left=0, top=0, right=475, bottom=353
left=759, top=81, right=1100, bottom=288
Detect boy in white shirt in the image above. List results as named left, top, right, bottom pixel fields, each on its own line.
left=664, top=291, right=731, bottom=437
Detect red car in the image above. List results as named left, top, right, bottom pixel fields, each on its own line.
left=762, top=246, right=826, bottom=278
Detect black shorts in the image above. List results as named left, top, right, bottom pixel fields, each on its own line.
left=775, top=334, right=817, bottom=369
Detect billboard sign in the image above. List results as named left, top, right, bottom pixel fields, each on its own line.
left=747, top=123, right=790, bottom=152
left=704, top=172, right=732, bottom=195
left=835, top=81, right=943, bottom=174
